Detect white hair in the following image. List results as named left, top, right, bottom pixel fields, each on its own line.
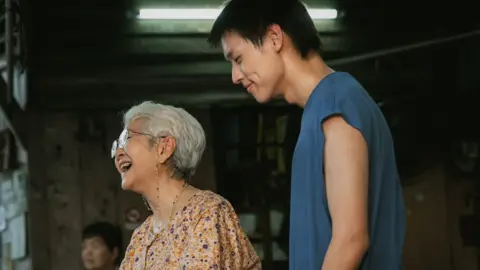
left=123, top=101, right=206, bottom=180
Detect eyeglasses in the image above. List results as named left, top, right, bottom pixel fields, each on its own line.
left=111, top=129, right=156, bottom=158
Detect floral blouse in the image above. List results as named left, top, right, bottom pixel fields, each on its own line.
left=120, top=190, right=261, bottom=269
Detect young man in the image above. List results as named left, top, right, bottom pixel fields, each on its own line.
left=208, top=0, right=406, bottom=269
left=81, top=222, right=123, bottom=270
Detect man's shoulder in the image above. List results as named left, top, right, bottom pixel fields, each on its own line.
left=307, top=72, right=366, bottom=109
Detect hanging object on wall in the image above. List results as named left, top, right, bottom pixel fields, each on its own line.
left=12, top=169, right=28, bottom=214
left=452, top=140, right=479, bottom=176
left=0, top=130, right=17, bottom=172
left=124, top=207, right=142, bottom=231
left=9, top=213, right=27, bottom=260
left=0, top=206, right=6, bottom=232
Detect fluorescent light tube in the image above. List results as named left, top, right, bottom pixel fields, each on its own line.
left=138, top=8, right=337, bottom=20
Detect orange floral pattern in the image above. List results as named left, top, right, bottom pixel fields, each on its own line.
left=120, top=190, right=261, bottom=269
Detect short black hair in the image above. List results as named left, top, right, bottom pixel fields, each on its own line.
left=208, top=0, right=322, bottom=58
left=82, top=222, right=123, bottom=264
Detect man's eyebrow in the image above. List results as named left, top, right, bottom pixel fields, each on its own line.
left=224, top=51, right=233, bottom=60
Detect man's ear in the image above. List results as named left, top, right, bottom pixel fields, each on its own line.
left=265, top=24, right=284, bottom=52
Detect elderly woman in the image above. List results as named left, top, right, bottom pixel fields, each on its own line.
left=112, top=101, right=261, bottom=269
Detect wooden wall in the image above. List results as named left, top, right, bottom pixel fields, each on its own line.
left=27, top=109, right=216, bottom=270
left=402, top=165, right=478, bottom=270
left=25, top=109, right=479, bottom=270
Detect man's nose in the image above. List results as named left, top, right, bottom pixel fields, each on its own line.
left=232, top=64, right=243, bottom=84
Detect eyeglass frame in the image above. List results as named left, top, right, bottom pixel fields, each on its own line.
left=111, top=129, right=166, bottom=159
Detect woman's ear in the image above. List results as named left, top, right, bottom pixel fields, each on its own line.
left=157, top=137, right=176, bottom=164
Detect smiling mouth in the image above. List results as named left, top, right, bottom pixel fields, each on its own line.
left=120, top=162, right=132, bottom=173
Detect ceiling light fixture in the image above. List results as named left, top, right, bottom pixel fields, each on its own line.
left=137, top=8, right=338, bottom=20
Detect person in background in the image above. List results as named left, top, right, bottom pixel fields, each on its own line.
left=113, top=101, right=260, bottom=269
left=81, top=222, right=123, bottom=270
left=208, top=0, right=406, bottom=269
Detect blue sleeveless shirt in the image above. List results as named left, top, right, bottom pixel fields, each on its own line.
left=289, top=72, right=405, bottom=269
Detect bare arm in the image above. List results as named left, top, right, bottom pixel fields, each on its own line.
left=322, top=115, right=370, bottom=270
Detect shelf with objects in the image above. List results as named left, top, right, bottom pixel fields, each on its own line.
left=211, top=105, right=302, bottom=269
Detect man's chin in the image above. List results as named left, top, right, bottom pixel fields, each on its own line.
left=253, top=94, right=273, bottom=104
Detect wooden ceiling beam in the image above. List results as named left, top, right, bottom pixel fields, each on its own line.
left=33, top=71, right=431, bottom=98
left=31, top=74, right=433, bottom=110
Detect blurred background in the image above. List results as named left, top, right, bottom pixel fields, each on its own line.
left=2, top=0, right=480, bottom=269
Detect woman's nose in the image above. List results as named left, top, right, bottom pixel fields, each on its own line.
left=115, top=148, right=125, bottom=162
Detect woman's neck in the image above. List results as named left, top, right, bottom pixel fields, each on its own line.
left=144, top=177, right=187, bottom=226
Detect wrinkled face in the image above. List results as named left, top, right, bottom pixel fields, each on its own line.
left=112, top=119, right=158, bottom=192
left=81, top=237, right=116, bottom=270
left=221, top=30, right=285, bottom=103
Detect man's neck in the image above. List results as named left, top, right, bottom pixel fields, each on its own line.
left=282, top=52, right=333, bottom=107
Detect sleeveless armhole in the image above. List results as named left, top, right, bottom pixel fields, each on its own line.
left=318, top=88, right=370, bottom=139
left=315, top=83, right=372, bottom=228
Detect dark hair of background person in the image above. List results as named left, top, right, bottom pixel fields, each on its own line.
left=82, top=222, right=123, bottom=265
left=208, top=0, right=323, bottom=58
